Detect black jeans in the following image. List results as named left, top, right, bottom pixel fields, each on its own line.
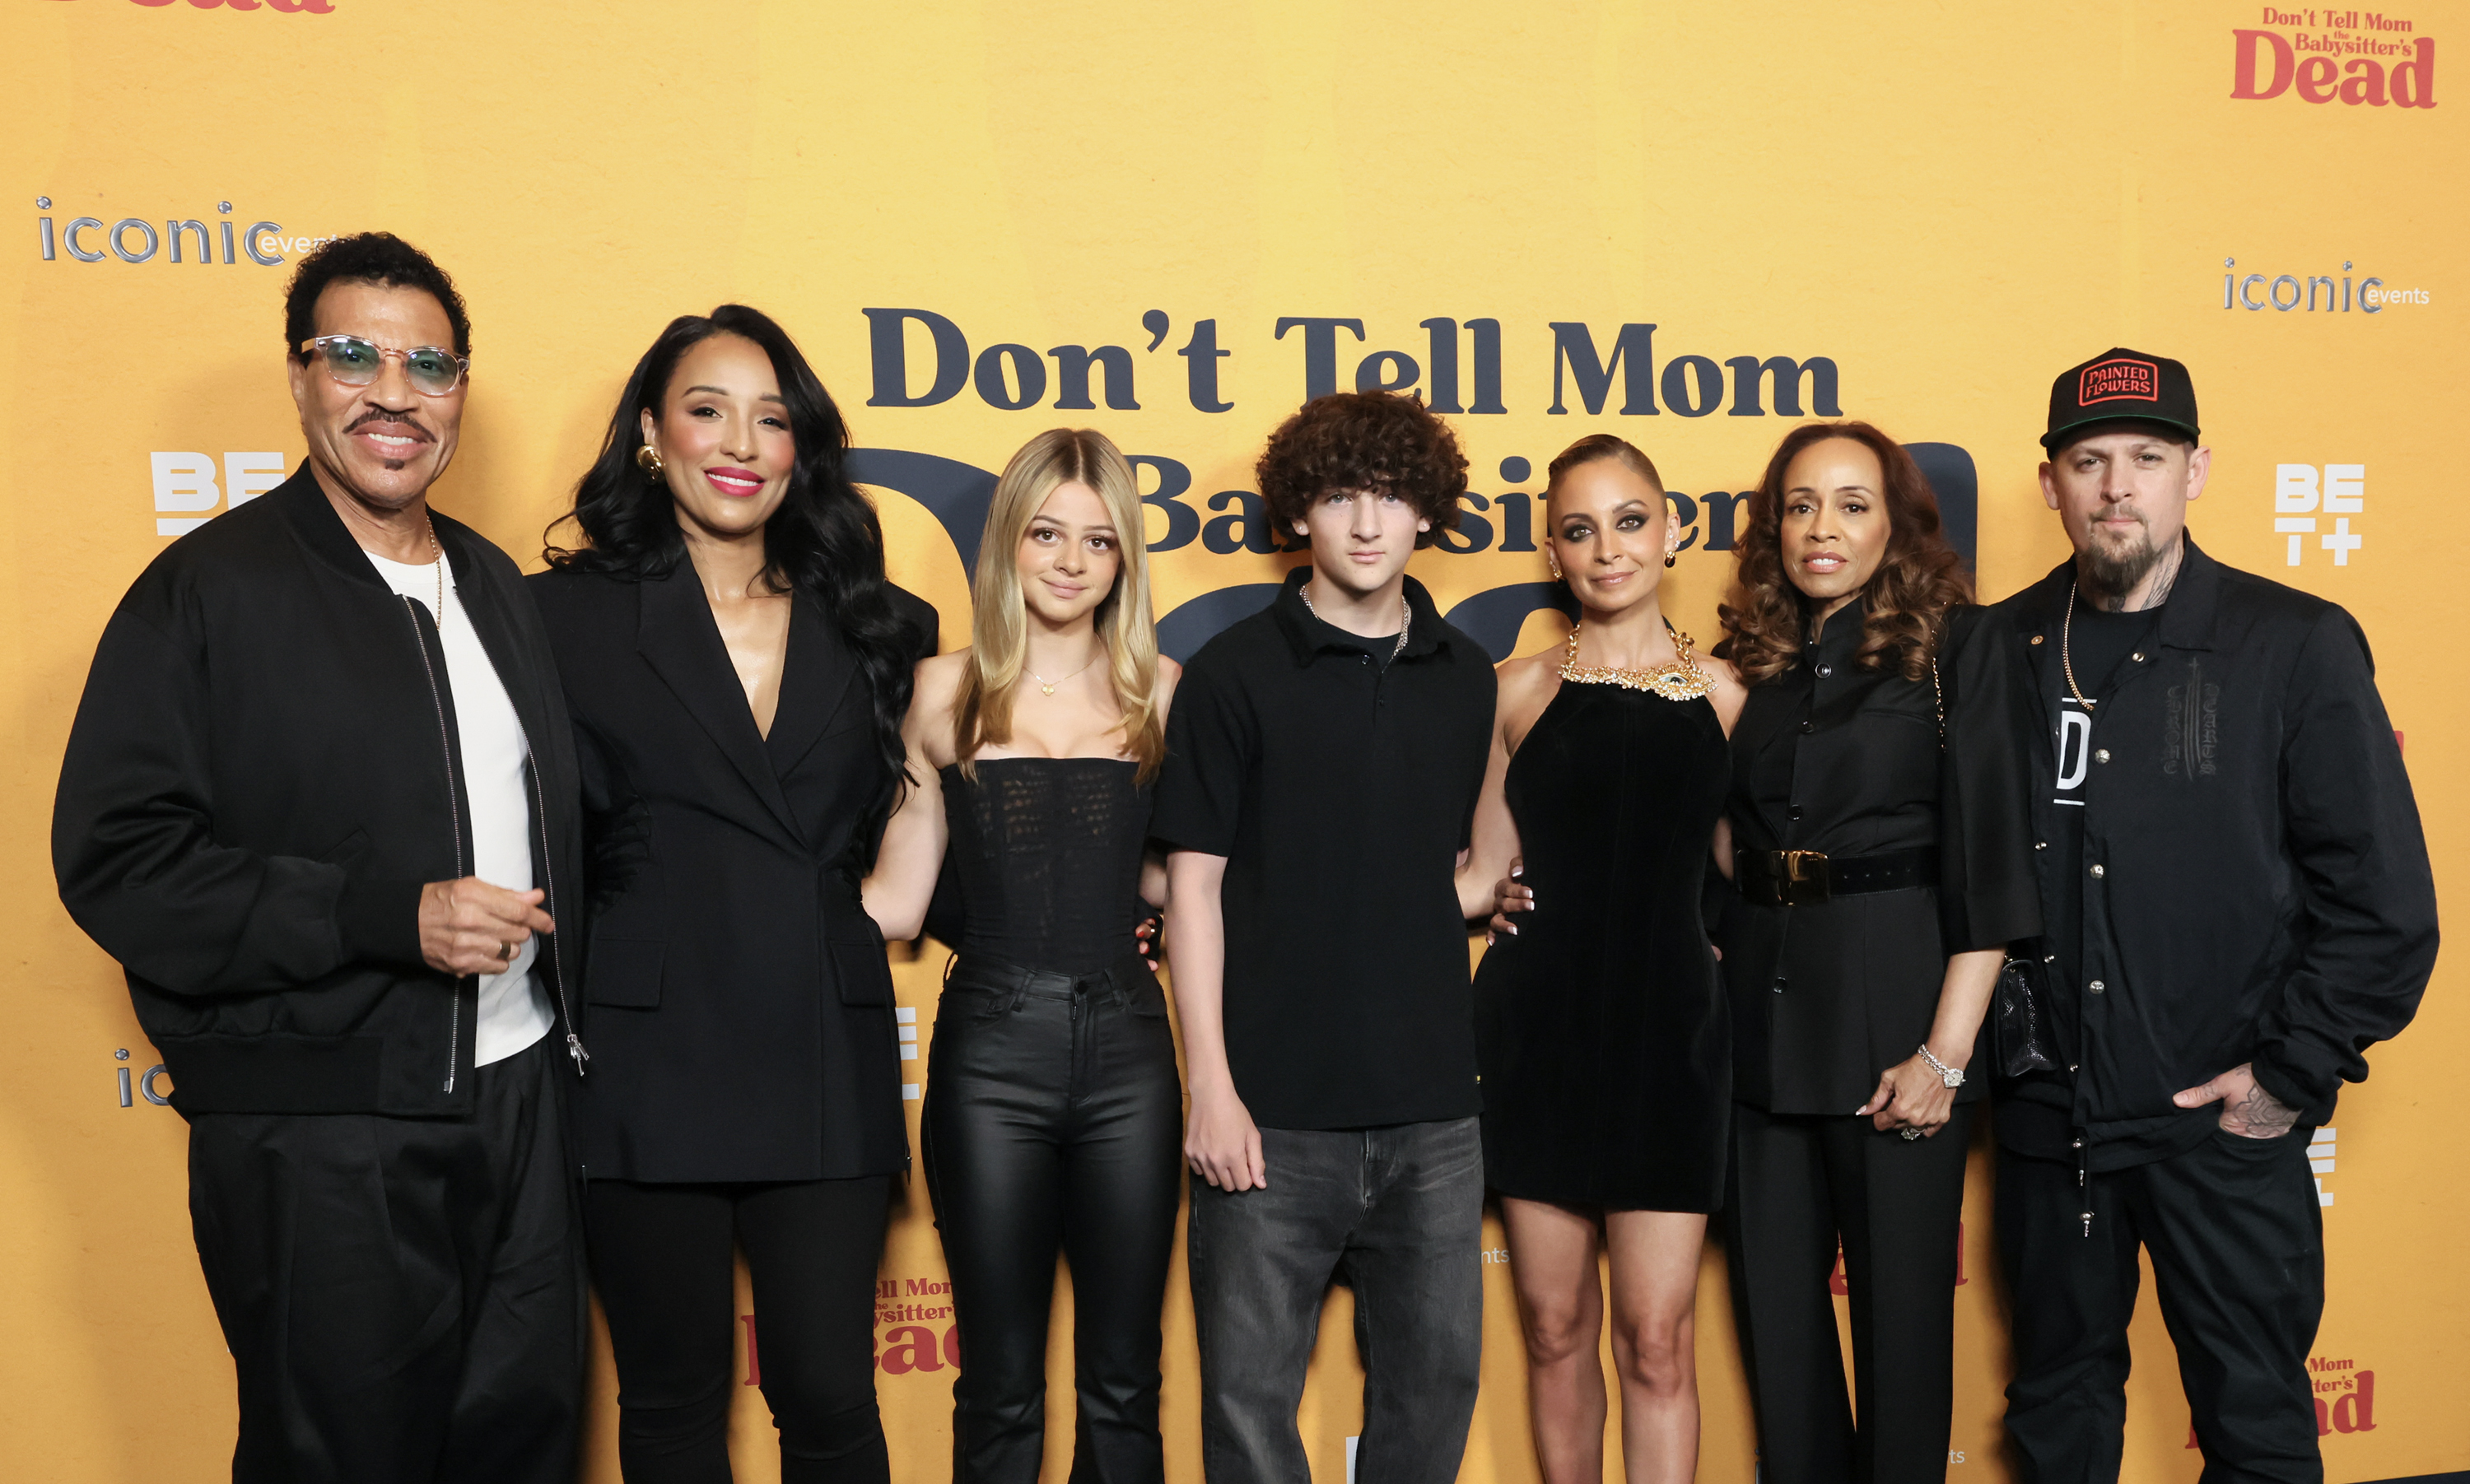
left=1998, top=1127, right=2326, bottom=1484
left=1722, top=1101, right=1975, bottom=1484
left=922, top=953, right=1183, bottom=1484
left=186, top=1036, right=585, bottom=1484
left=585, top=1175, right=892, bottom=1484
left=1186, top=1119, right=1484, bottom=1484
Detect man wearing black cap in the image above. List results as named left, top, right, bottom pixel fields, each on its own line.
left=1987, top=349, right=2437, bottom=1482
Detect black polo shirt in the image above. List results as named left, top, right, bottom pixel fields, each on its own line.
left=1152, top=566, right=1496, bottom=1130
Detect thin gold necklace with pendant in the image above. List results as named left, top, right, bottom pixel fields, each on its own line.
left=1028, top=651, right=1100, bottom=696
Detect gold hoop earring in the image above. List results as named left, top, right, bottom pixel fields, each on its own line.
left=636, top=444, right=664, bottom=477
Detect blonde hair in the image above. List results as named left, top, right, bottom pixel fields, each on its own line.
left=955, top=428, right=1164, bottom=783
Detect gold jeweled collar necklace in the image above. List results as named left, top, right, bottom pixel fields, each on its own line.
left=1559, top=621, right=1712, bottom=700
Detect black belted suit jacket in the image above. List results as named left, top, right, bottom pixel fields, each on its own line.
left=529, top=561, right=936, bottom=1183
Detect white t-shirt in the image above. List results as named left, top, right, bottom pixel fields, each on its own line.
left=366, top=550, right=556, bottom=1068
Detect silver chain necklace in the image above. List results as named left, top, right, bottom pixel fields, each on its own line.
left=1299, top=580, right=1410, bottom=663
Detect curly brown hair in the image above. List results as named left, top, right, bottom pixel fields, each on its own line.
left=1717, top=421, right=1971, bottom=685
left=1256, top=391, right=1468, bottom=532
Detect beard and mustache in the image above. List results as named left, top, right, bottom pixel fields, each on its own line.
left=2080, top=507, right=2173, bottom=600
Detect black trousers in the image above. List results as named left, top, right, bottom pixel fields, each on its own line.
left=921, top=954, right=1183, bottom=1484
left=1997, top=1128, right=2325, bottom=1484
left=1723, top=1100, right=1974, bottom=1484
left=186, top=1036, right=585, bottom=1484
left=585, top=1175, right=892, bottom=1484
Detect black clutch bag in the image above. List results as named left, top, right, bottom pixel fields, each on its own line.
left=1995, top=942, right=2058, bottom=1077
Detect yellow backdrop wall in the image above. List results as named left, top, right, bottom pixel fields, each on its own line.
left=3, top=3, right=2459, bottom=1482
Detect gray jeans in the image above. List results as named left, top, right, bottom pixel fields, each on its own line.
left=1186, top=1118, right=1484, bottom=1484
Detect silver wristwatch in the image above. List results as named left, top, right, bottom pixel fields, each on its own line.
left=1916, top=1044, right=1964, bottom=1089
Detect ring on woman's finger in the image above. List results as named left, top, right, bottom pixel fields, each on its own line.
left=1899, top=1127, right=1922, bottom=1140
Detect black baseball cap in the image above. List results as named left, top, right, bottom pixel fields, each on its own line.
left=2042, top=347, right=2200, bottom=454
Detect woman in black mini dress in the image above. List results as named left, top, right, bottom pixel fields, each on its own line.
left=1710, top=421, right=2039, bottom=1484
left=1461, top=435, right=1746, bottom=1484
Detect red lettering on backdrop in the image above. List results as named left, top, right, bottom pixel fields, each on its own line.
left=2333, top=1371, right=2378, bottom=1432
left=881, top=1324, right=945, bottom=1375
left=130, top=0, right=338, bottom=10
left=2302, top=1370, right=2378, bottom=1436
left=2342, top=58, right=2392, bottom=106
left=2235, top=31, right=2434, bottom=107
left=2234, top=30, right=2297, bottom=98
left=2295, top=55, right=2340, bottom=103
left=2391, top=40, right=2437, bottom=108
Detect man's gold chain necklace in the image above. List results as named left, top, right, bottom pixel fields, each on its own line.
left=2060, top=582, right=2094, bottom=710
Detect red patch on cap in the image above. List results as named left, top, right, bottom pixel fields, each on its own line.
left=2078, top=357, right=2160, bottom=407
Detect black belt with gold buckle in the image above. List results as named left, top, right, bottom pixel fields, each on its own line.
left=1735, top=846, right=1936, bottom=907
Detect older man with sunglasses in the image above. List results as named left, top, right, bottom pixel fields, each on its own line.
left=54, top=233, right=588, bottom=1483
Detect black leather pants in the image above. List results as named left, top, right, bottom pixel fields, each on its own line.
left=921, top=952, right=1183, bottom=1484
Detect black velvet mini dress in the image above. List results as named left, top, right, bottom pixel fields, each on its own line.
left=1473, top=675, right=1734, bottom=1212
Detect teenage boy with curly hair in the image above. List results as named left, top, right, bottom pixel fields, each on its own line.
left=1153, top=392, right=1497, bottom=1484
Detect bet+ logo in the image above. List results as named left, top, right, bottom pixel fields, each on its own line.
left=2271, top=464, right=2366, bottom=568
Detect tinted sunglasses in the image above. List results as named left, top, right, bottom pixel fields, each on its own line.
left=299, top=335, right=469, bottom=397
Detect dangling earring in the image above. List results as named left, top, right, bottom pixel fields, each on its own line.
left=1547, top=551, right=1564, bottom=580
left=636, top=444, right=664, bottom=477
left=1664, top=551, right=1678, bottom=568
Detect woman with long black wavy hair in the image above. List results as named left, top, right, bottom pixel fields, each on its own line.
left=530, top=305, right=936, bottom=1484
left=1708, top=421, right=2039, bottom=1484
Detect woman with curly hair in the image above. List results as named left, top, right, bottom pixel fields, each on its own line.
left=1711, top=421, right=2040, bottom=1484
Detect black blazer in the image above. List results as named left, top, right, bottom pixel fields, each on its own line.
left=529, top=560, right=936, bottom=1182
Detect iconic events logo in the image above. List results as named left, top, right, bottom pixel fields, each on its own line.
left=2219, top=257, right=2424, bottom=313
left=36, top=198, right=331, bottom=266
left=2231, top=9, right=2437, bottom=106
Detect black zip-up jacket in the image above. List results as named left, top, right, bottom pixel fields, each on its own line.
left=1991, top=539, right=2436, bottom=1170
left=52, top=468, right=587, bottom=1117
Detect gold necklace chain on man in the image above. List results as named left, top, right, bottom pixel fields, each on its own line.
left=1559, top=621, right=1712, bottom=700
left=2060, top=582, right=2094, bottom=711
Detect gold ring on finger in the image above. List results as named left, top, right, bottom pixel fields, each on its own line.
left=499, top=941, right=516, bottom=961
